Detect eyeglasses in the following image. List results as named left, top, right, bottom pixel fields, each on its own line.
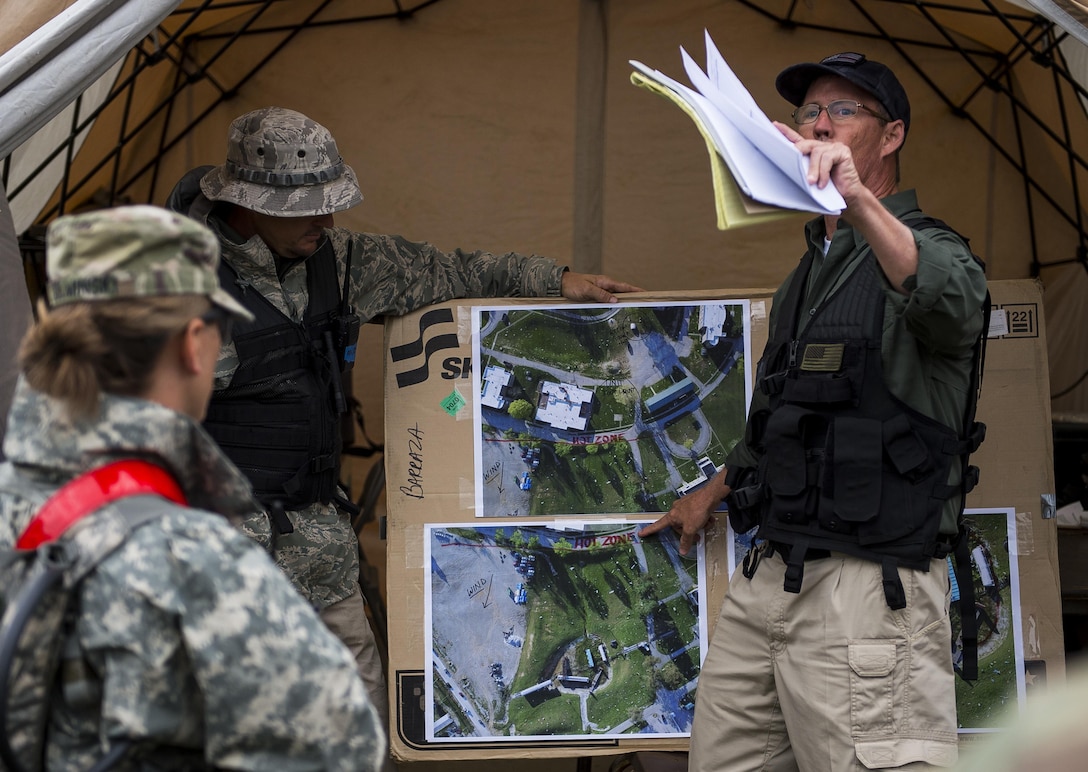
left=200, top=307, right=234, bottom=346
left=791, top=100, right=888, bottom=125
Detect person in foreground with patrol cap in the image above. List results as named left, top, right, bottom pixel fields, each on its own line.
left=0, top=205, right=383, bottom=770
left=166, top=105, right=642, bottom=756
left=640, top=53, right=988, bottom=770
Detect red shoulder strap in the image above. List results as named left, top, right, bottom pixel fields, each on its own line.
left=16, top=460, right=188, bottom=551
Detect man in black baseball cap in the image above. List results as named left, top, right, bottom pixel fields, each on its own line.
left=776, top=51, right=911, bottom=138
left=639, top=50, right=988, bottom=772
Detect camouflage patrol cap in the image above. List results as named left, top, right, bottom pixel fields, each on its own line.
left=199, top=106, right=363, bottom=217
left=45, top=205, right=254, bottom=322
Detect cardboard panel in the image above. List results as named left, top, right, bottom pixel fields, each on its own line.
left=964, top=280, right=1063, bottom=710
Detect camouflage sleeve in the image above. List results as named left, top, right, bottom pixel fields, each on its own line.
left=82, top=512, right=384, bottom=769
left=0, top=495, right=32, bottom=549
left=213, top=341, right=238, bottom=389
left=330, top=228, right=567, bottom=322
left=235, top=501, right=361, bottom=607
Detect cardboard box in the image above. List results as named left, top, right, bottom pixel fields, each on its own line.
left=383, top=280, right=1061, bottom=761
left=962, top=280, right=1064, bottom=714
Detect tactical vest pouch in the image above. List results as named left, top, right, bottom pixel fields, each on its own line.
left=744, top=408, right=771, bottom=454
left=762, top=406, right=819, bottom=523
left=781, top=339, right=870, bottom=407
left=829, top=416, right=882, bottom=523
left=724, top=466, right=761, bottom=534
left=726, top=491, right=761, bottom=535
left=884, top=414, right=933, bottom=481
left=859, top=473, right=938, bottom=547
left=781, top=372, right=856, bottom=405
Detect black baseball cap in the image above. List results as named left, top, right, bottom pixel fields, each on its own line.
left=776, top=52, right=910, bottom=136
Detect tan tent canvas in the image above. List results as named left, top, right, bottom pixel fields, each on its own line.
left=2, top=2, right=1087, bottom=766
left=6, top=1, right=1088, bottom=411
left=5, top=1, right=1087, bottom=277
left=3, top=0, right=1087, bottom=517
left=3, top=0, right=1087, bottom=582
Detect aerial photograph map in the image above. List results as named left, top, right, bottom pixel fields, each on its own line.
left=472, top=300, right=752, bottom=517
left=425, top=521, right=706, bottom=741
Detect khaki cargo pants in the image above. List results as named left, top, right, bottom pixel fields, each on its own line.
left=689, top=551, right=958, bottom=771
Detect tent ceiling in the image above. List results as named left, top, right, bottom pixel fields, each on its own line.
left=1, top=0, right=1087, bottom=413
left=0, top=0, right=182, bottom=159
left=3, top=0, right=1087, bottom=279
left=1, top=0, right=449, bottom=231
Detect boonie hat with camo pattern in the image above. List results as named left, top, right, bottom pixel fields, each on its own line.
left=199, top=106, right=363, bottom=217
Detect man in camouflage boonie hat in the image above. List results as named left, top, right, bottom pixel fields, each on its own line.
left=165, top=106, right=639, bottom=767
left=199, top=107, right=363, bottom=217
left=46, top=205, right=253, bottom=323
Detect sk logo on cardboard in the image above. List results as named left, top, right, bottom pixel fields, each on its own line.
left=390, top=308, right=461, bottom=388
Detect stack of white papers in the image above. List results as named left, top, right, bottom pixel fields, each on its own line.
left=631, top=30, right=846, bottom=227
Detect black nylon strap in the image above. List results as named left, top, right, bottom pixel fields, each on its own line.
left=225, top=158, right=346, bottom=186
left=880, top=557, right=907, bottom=610
left=782, top=539, right=809, bottom=594
left=954, top=536, right=979, bottom=681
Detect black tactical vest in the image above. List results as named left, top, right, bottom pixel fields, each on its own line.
left=203, top=239, right=359, bottom=511
left=738, top=237, right=985, bottom=608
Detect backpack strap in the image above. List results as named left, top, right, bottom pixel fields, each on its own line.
left=16, top=460, right=187, bottom=550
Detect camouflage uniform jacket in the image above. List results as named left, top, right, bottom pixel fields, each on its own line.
left=172, top=169, right=566, bottom=606
left=0, top=379, right=384, bottom=771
